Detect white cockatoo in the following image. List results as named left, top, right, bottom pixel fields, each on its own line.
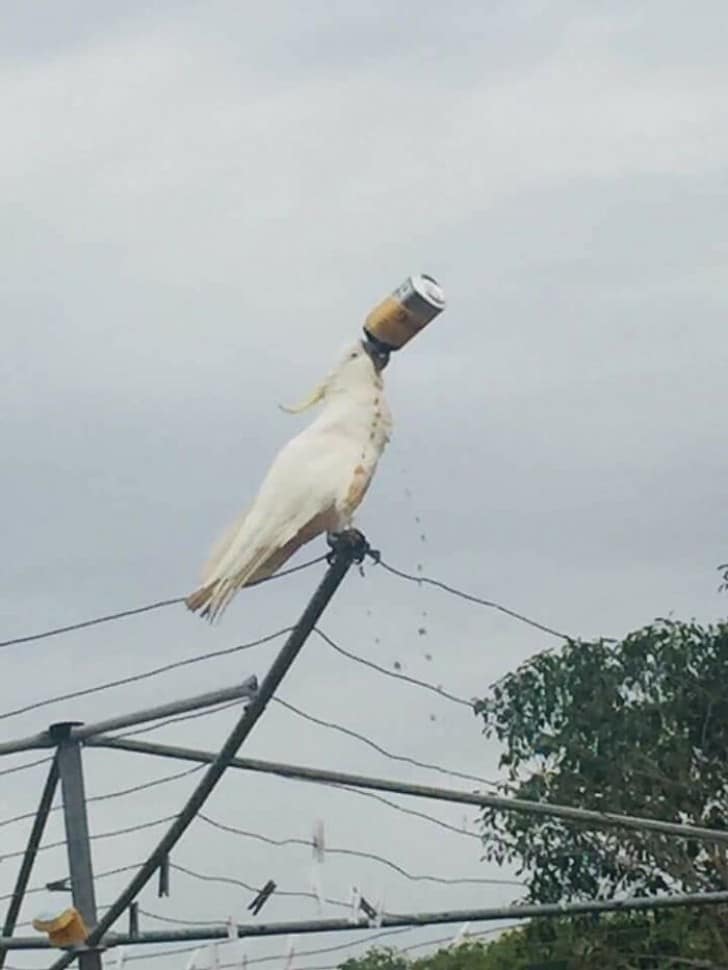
left=186, top=339, right=392, bottom=620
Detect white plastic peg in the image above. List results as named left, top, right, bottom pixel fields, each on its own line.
left=185, top=948, right=203, bottom=970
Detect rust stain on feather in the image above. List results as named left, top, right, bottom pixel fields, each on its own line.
left=344, top=463, right=372, bottom=515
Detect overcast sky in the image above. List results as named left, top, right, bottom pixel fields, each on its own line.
left=2, top=2, right=727, bottom=968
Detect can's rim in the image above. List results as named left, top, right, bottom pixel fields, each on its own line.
left=412, top=273, right=446, bottom=308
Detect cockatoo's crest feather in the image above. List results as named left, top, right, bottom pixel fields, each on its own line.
left=280, top=342, right=368, bottom=414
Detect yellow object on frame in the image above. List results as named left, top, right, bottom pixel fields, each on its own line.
left=33, top=906, right=89, bottom=947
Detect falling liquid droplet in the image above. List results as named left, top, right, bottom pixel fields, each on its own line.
left=393, top=661, right=402, bottom=671
left=417, top=627, right=427, bottom=636
left=424, top=653, right=432, bottom=661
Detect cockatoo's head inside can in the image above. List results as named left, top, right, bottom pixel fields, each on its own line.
left=363, top=274, right=446, bottom=352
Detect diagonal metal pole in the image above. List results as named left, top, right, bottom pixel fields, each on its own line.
left=0, top=755, right=59, bottom=970
left=47, top=531, right=367, bottom=970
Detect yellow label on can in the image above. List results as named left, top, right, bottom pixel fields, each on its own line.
left=364, top=296, right=428, bottom=350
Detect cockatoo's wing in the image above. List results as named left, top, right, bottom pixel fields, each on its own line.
left=185, top=430, right=352, bottom=621
left=198, top=503, right=251, bottom=581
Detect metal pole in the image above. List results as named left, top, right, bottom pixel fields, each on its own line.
left=53, top=724, right=103, bottom=970
left=86, top=735, right=728, bottom=849
left=70, top=676, right=258, bottom=740
left=0, top=756, right=59, bottom=969
left=0, top=732, right=54, bottom=757
left=0, top=678, right=259, bottom=757
left=48, top=531, right=367, bottom=970
left=5, top=889, right=728, bottom=950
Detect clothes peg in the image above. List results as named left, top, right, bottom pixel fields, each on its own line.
left=310, top=819, right=325, bottom=910
left=158, top=854, right=170, bottom=898
left=45, top=878, right=71, bottom=893
left=312, top=820, right=325, bottom=862
left=185, top=947, right=203, bottom=970
left=372, top=895, right=384, bottom=929
left=247, top=879, right=276, bottom=916
left=358, top=896, right=377, bottom=923
left=348, top=887, right=362, bottom=925
left=284, top=935, right=295, bottom=970
left=128, top=902, right=139, bottom=939
left=451, top=922, right=471, bottom=947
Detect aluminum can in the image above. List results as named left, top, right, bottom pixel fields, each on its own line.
left=363, top=274, right=446, bottom=351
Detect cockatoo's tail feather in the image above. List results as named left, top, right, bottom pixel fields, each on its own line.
left=185, top=506, right=335, bottom=620
left=186, top=342, right=392, bottom=622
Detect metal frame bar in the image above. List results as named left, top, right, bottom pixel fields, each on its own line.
left=0, top=679, right=259, bottom=758
left=0, top=756, right=59, bottom=969
left=4, top=890, right=728, bottom=950
left=46, top=531, right=366, bottom=970
left=54, top=728, right=102, bottom=970
left=85, top=735, right=728, bottom=849
left=0, top=733, right=54, bottom=757
left=71, top=677, right=259, bottom=741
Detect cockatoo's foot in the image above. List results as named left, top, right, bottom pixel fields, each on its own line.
left=326, top=529, right=371, bottom=565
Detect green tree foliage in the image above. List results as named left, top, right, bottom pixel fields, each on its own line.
left=473, top=619, right=728, bottom=905
left=339, top=910, right=728, bottom=970
left=342, top=621, right=728, bottom=970
left=340, top=949, right=410, bottom=970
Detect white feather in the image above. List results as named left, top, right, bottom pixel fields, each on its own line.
left=186, top=343, right=391, bottom=620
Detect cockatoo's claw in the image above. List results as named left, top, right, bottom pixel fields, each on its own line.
left=356, top=546, right=380, bottom=576
left=326, top=529, right=370, bottom=565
